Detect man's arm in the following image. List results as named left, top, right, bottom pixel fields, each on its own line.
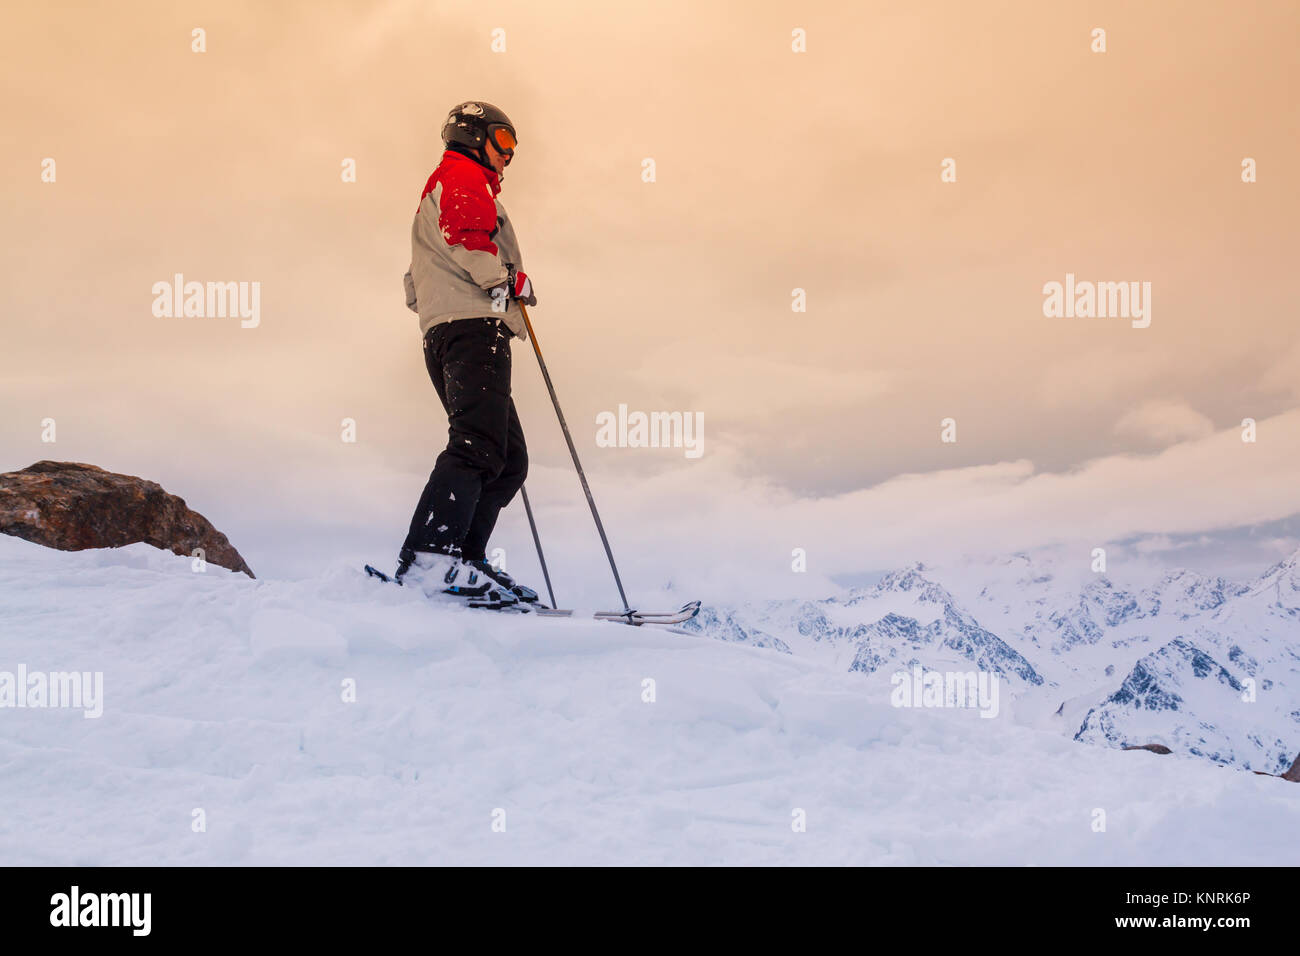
left=435, top=175, right=509, bottom=291
left=403, top=269, right=418, bottom=312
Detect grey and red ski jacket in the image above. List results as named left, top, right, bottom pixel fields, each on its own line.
left=403, top=149, right=527, bottom=340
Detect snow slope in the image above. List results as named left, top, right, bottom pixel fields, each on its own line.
left=0, top=535, right=1296, bottom=866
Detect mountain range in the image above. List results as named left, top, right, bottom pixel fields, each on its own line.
left=688, top=550, right=1300, bottom=774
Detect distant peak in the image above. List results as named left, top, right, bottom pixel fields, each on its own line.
left=1259, top=549, right=1299, bottom=573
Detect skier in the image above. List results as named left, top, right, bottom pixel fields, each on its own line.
left=395, top=101, right=539, bottom=607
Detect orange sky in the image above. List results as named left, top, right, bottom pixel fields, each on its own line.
left=2, top=0, right=1297, bottom=590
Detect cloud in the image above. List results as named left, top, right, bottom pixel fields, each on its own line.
left=173, top=405, right=1300, bottom=607
left=1036, top=349, right=1174, bottom=410
left=1260, top=339, right=1300, bottom=400
left=1113, top=400, right=1216, bottom=444
left=1131, top=534, right=1205, bottom=554
left=626, top=351, right=894, bottom=425
left=4, top=0, right=1299, bottom=607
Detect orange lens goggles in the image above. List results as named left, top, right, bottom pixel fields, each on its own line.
left=489, top=125, right=517, bottom=153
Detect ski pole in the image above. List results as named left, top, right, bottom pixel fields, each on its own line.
left=517, top=302, right=631, bottom=612
left=518, top=484, right=557, bottom=609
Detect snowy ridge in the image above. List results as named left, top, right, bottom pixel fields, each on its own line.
left=0, top=534, right=1296, bottom=865
left=1074, top=638, right=1252, bottom=765
left=687, top=564, right=1043, bottom=689
left=692, top=552, right=1300, bottom=775
left=1071, top=553, right=1300, bottom=772
left=1247, top=551, right=1300, bottom=613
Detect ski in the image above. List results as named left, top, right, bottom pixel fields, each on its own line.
left=365, top=566, right=699, bottom=626
left=525, top=600, right=701, bottom=625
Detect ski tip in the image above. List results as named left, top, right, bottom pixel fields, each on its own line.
left=364, top=564, right=392, bottom=583
left=679, top=600, right=702, bottom=617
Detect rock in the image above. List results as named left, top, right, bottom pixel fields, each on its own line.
left=1250, top=751, right=1299, bottom=781
left=1281, top=753, right=1300, bottom=783
left=1122, top=743, right=1173, bottom=754
left=0, top=461, right=253, bottom=577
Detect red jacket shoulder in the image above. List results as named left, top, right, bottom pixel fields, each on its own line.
left=422, top=151, right=498, bottom=204
left=421, top=152, right=499, bottom=254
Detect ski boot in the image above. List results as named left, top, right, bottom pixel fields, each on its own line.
left=465, top=559, right=541, bottom=604
left=397, top=550, right=519, bottom=610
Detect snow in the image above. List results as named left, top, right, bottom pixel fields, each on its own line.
left=0, top=534, right=1296, bottom=865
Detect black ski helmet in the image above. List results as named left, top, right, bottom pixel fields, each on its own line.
left=441, top=101, right=517, bottom=159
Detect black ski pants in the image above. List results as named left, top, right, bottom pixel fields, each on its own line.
left=402, top=317, right=528, bottom=561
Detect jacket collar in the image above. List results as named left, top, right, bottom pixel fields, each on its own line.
left=442, top=148, right=501, bottom=195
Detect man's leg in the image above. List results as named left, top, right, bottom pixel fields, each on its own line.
left=401, top=319, right=513, bottom=562
left=460, top=398, right=527, bottom=563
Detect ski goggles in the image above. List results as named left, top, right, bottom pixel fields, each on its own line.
left=488, top=124, right=517, bottom=156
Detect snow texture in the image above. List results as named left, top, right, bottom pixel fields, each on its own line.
left=0, top=535, right=1296, bottom=865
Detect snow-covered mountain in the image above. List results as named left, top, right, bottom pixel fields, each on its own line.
left=690, top=565, right=1043, bottom=690
left=1, top=534, right=1297, bottom=866
left=692, top=551, right=1300, bottom=775
left=1243, top=550, right=1300, bottom=616
left=1072, top=553, right=1300, bottom=773
left=1143, top=568, right=1252, bottom=620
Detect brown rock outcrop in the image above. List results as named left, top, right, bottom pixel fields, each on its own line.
left=1122, top=743, right=1173, bottom=754
left=1283, top=753, right=1300, bottom=782
left=1255, top=752, right=1300, bottom=782
left=0, top=461, right=253, bottom=577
